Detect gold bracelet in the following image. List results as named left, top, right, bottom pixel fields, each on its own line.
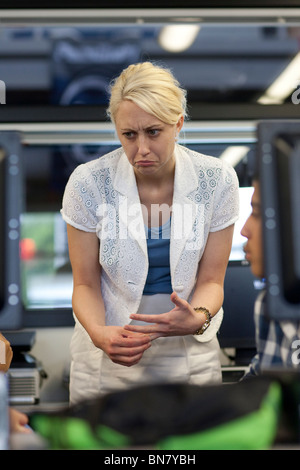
left=193, top=307, right=212, bottom=335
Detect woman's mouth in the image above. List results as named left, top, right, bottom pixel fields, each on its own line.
left=136, top=160, right=155, bottom=167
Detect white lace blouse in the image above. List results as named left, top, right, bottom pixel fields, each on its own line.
left=61, top=144, right=239, bottom=334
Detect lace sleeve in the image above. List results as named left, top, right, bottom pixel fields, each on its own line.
left=210, top=161, right=239, bottom=232
left=61, top=164, right=99, bottom=232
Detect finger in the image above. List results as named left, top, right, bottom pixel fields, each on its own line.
left=110, top=344, right=151, bottom=366
left=124, top=324, right=168, bottom=339
left=120, top=343, right=151, bottom=356
left=129, top=313, right=165, bottom=323
left=126, top=330, right=162, bottom=341
left=112, top=353, right=143, bottom=367
left=170, top=291, right=189, bottom=309
left=124, top=324, right=157, bottom=334
left=120, top=332, right=152, bottom=347
left=111, top=337, right=152, bottom=355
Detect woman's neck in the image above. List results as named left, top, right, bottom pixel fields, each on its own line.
left=136, top=160, right=175, bottom=228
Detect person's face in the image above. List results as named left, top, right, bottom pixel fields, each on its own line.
left=240, top=181, right=264, bottom=278
left=115, top=100, right=184, bottom=178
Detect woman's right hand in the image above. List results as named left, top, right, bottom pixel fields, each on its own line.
left=91, top=326, right=152, bottom=367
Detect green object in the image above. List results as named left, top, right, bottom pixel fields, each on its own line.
left=158, top=381, right=282, bottom=450
left=31, top=416, right=130, bottom=450
left=30, top=379, right=284, bottom=450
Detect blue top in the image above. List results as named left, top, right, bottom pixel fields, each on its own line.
left=143, top=218, right=172, bottom=295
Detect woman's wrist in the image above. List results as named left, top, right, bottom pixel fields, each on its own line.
left=89, top=323, right=106, bottom=349
left=193, top=307, right=212, bottom=335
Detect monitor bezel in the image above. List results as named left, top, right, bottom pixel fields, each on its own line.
left=0, top=131, right=23, bottom=330
left=258, top=119, right=300, bottom=321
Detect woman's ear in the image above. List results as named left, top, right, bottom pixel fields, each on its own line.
left=176, top=115, right=184, bottom=134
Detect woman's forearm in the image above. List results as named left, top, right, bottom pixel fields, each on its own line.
left=190, top=281, right=224, bottom=317
left=72, top=284, right=152, bottom=364
left=72, top=284, right=106, bottom=341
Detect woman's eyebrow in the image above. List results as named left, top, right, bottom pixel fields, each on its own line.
left=121, top=124, right=162, bottom=130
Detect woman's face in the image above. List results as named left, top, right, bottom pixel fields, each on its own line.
left=115, top=100, right=183, bottom=179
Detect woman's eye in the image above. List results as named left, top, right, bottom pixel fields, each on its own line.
left=123, top=132, right=134, bottom=138
left=148, top=129, right=159, bottom=136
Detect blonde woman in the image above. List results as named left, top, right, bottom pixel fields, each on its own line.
left=61, top=62, right=239, bottom=403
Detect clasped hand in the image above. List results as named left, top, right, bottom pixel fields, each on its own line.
left=92, top=325, right=152, bottom=367
left=95, top=293, right=203, bottom=367
left=124, top=292, right=201, bottom=340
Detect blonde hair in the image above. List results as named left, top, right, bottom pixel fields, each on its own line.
left=107, top=62, right=187, bottom=125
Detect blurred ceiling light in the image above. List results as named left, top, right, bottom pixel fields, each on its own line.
left=219, top=146, right=250, bottom=167
left=159, top=24, right=200, bottom=53
left=257, top=52, right=300, bottom=104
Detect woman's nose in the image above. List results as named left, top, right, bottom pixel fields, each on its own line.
left=137, top=135, right=150, bottom=155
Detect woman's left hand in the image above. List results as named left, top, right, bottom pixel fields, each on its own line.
left=124, top=292, right=204, bottom=340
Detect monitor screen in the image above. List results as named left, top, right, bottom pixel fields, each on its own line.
left=258, top=120, right=300, bottom=321
left=219, top=264, right=263, bottom=363
left=218, top=186, right=264, bottom=362
left=229, top=186, right=253, bottom=263
left=0, top=132, right=23, bottom=330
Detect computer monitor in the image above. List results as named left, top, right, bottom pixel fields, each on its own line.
left=0, top=132, right=23, bottom=330
left=218, top=186, right=264, bottom=364
left=258, top=120, right=300, bottom=321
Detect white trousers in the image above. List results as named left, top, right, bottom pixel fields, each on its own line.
left=69, top=294, right=222, bottom=404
